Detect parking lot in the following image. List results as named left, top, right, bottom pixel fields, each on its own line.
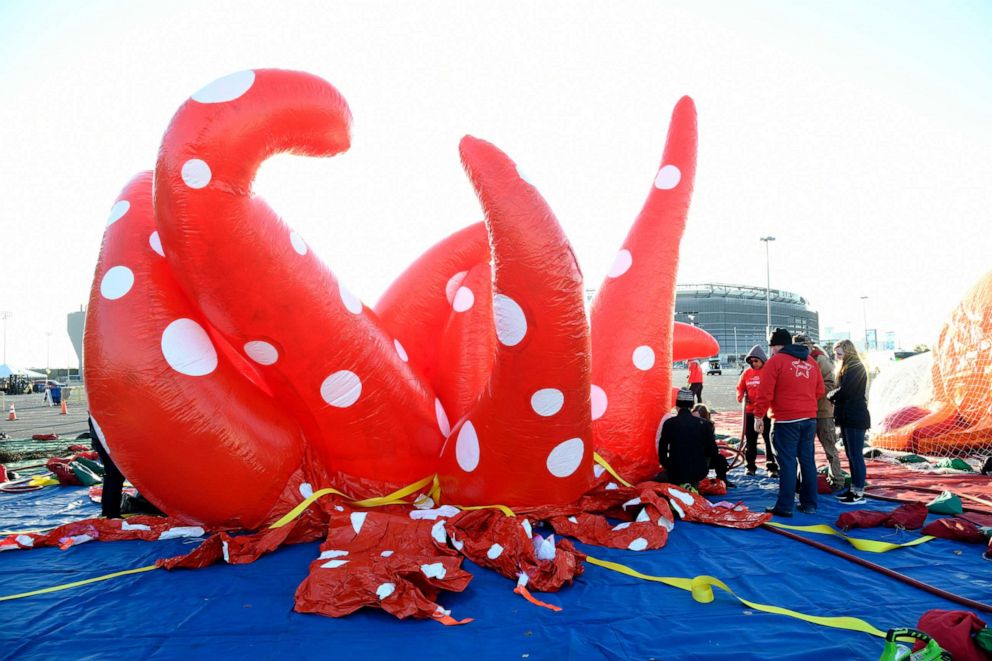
left=672, top=367, right=745, bottom=414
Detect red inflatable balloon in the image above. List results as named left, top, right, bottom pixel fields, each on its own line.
left=85, top=69, right=714, bottom=525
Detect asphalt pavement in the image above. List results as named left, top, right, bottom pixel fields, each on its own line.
left=671, top=367, right=744, bottom=415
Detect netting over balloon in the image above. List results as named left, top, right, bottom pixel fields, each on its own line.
left=870, top=270, right=992, bottom=458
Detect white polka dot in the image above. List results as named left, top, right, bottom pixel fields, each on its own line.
left=380, top=550, right=394, bottom=557
left=244, top=341, right=278, bottom=365
left=452, top=286, right=474, bottom=312
left=100, top=266, right=134, bottom=300
left=445, top=271, right=468, bottom=304
left=531, top=389, right=564, bottom=417
left=455, top=421, right=480, bottom=472
left=161, top=319, right=218, bottom=377
left=487, top=543, right=504, bottom=559
left=670, top=501, right=685, bottom=518
left=299, top=483, right=313, bottom=499
left=191, top=70, right=256, bottom=103
left=608, top=249, right=632, bottom=278
left=290, top=231, right=308, bottom=256
left=376, top=582, right=396, bottom=600
left=320, top=370, right=362, bottom=408
left=547, top=438, right=585, bottom=478
left=394, top=339, right=408, bottom=362
left=318, top=549, right=348, bottom=560
left=612, top=522, right=632, bottom=531
left=593, top=464, right=606, bottom=478
left=632, top=345, right=656, bottom=371
left=181, top=159, right=211, bottom=189
left=493, top=294, right=527, bottom=346
left=107, top=200, right=129, bottom=226
left=654, top=164, right=682, bottom=190
left=521, top=519, right=532, bottom=537
left=669, top=488, right=696, bottom=506
left=350, top=512, right=367, bottom=535
left=628, top=537, right=649, bottom=551
left=591, top=385, right=608, bottom=421
left=421, top=562, right=447, bottom=579
left=321, top=559, right=349, bottom=569
left=435, top=399, right=451, bottom=437
left=339, top=283, right=363, bottom=314
left=149, top=231, right=164, bottom=257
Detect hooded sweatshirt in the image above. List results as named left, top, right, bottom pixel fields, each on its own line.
left=752, top=343, right=825, bottom=422
left=736, top=345, right=767, bottom=414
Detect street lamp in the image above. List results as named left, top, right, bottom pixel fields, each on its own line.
left=860, top=296, right=869, bottom=350
left=760, top=237, right=776, bottom=343
left=0, top=311, right=11, bottom=364
left=46, top=331, right=53, bottom=377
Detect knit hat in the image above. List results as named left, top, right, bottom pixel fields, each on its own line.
left=793, top=333, right=812, bottom=346
left=675, top=388, right=695, bottom=407
left=769, top=328, right=792, bottom=347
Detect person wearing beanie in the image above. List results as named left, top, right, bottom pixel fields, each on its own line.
left=752, top=328, right=825, bottom=517
left=794, top=334, right=844, bottom=491
left=657, top=388, right=730, bottom=488
left=736, top=344, right=778, bottom=477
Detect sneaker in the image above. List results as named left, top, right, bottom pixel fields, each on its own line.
left=764, top=506, right=792, bottom=517
left=797, top=504, right=817, bottom=514
left=838, top=491, right=865, bottom=505
left=834, top=489, right=852, bottom=500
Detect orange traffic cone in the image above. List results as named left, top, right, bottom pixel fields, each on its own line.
left=60, top=400, right=68, bottom=415
left=6, top=405, right=15, bottom=421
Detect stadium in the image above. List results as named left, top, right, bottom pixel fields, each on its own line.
left=675, top=283, right=820, bottom=366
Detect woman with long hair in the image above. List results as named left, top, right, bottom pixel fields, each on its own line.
left=828, top=339, right=871, bottom=504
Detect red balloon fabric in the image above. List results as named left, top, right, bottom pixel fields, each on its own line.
left=84, top=68, right=715, bottom=526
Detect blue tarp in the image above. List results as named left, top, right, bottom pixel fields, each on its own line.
left=1, top=475, right=989, bottom=660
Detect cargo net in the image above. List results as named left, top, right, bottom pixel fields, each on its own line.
left=870, top=274, right=992, bottom=459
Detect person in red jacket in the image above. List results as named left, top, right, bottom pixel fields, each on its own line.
left=735, top=345, right=778, bottom=477
left=687, top=359, right=704, bottom=404
left=752, top=328, right=825, bottom=517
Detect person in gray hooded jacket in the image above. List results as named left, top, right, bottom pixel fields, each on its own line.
left=736, top=344, right=778, bottom=476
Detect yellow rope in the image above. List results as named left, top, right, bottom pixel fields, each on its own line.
left=766, top=522, right=935, bottom=553
left=592, top=452, right=634, bottom=488
left=586, top=555, right=887, bottom=638
left=0, top=565, right=159, bottom=602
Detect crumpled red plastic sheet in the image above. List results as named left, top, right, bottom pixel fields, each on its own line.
left=0, top=515, right=211, bottom=552
left=45, top=451, right=101, bottom=486
left=835, top=503, right=929, bottom=531
left=545, top=488, right=674, bottom=552
left=445, top=509, right=585, bottom=591
left=920, top=517, right=988, bottom=544
left=917, top=609, right=989, bottom=661
left=295, top=510, right=472, bottom=621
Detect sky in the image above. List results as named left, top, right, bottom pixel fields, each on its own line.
left=0, top=0, right=990, bottom=368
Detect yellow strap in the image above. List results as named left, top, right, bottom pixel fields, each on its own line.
left=586, top=555, right=886, bottom=638
left=592, top=452, right=634, bottom=488
left=0, top=564, right=159, bottom=602
left=268, top=474, right=436, bottom=529
left=766, top=522, right=935, bottom=553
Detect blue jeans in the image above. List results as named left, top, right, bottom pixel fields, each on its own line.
left=771, top=419, right=817, bottom=513
left=841, top=427, right=867, bottom=491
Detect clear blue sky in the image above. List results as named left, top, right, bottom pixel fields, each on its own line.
left=1, top=0, right=990, bottom=367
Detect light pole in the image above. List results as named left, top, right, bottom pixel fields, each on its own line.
left=46, top=331, right=52, bottom=377
left=860, top=296, right=869, bottom=351
left=760, top=237, right=775, bottom=343
left=0, top=311, right=11, bottom=364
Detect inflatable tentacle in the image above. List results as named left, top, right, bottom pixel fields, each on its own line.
left=84, top=172, right=306, bottom=528
left=437, top=136, right=593, bottom=506
left=375, top=222, right=490, bottom=392
left=589, top=97, right=699, bottom=481
left=672, top=321, right=720, bottom=363
left=153, top=69, right=444, bottom=492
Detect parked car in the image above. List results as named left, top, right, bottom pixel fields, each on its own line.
left=706, top=359, right=722, bottom=376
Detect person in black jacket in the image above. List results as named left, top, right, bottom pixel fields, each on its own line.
left=828, top=339, right=871, bottom=504
left=657, top=388, right=729, bottom=488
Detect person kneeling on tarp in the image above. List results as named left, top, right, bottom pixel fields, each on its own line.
left=657, top=388, right=732, bottom=489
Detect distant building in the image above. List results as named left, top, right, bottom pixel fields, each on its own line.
left=67, top=307, right=86, bottom=377
left=675, top=283, right=819, bottom=365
